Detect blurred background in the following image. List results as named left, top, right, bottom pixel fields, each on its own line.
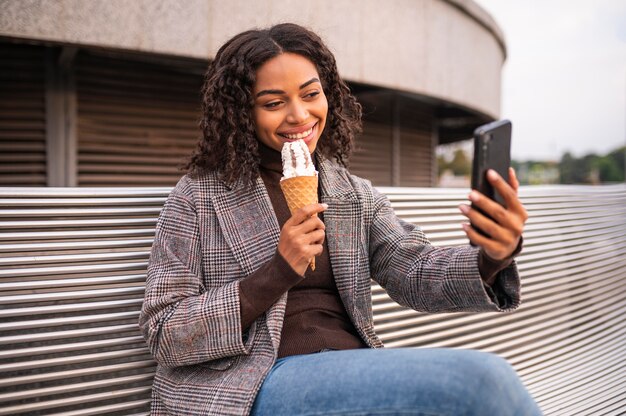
left=439, top=0, right=626, bottom=187
left=3, top=0, right=622, bottom=189
left=0, top=2, right=624, bottom=416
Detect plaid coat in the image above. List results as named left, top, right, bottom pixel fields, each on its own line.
left=139, top=158, right=521, bottom=415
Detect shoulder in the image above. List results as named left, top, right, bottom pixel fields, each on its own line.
left=168, top=171, right=226, bottom=207
left=319, top=158, right=375, bottom=195
left=320, top=159, right=387, bottom=203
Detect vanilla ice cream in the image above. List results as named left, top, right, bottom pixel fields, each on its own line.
left=281, top=139, right=317, bottom=179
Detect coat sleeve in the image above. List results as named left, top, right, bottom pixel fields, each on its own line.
left=367, top=186, right=521, bottom=313
left=138, top=177, right=252, bottom=368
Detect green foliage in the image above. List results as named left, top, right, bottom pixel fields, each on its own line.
left=449, top=149, right=471, bottom=176
left=438, top=149, right=471, bottom=177
left=440, top=144, right=625, bottom=185
left=605, top=147, right=626, bottom=182
left=516, top=146, right=625, bottom=185
left=595, top=157, right=622, bottom=182
left=559, top=152, right=587, bottom=184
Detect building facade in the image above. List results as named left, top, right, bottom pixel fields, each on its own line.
left=0, top=0, right=506, bottom=187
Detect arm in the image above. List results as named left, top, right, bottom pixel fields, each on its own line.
left=138, top=178, right=250, bottom=368
left=239, top=251, right=303, bottom=330
left=368, top=186, right=521, bottom=313
left=239, top=202, right=327, bottom=328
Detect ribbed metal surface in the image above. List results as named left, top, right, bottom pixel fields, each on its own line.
left=75, top=52, right=204, bottom=187
left=377, top=184, right=626, bottom=416
left=0, top=43, right=47, bottom=186
left=397, top=98, right=434, bottom=187
left=351, top=92, right=435, bottom=187
left=0, top=187, right=164, bottom=415
left=0, top=185, right=624, bottom=415
left=351, top=122, right=394, bottom=186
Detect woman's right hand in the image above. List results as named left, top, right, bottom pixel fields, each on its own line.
left=278, top=203, right=328, bottom=276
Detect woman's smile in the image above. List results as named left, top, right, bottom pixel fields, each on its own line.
left=278, top=121, right=318, bottom=143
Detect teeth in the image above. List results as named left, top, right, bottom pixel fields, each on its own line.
left=283, top=127, right=313, bottom=139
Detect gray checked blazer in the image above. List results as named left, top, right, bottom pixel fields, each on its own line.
left=139, top=158, right=521, bottom=415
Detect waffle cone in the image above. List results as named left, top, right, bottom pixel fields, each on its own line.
left=280, top=176, right=319, bottom=271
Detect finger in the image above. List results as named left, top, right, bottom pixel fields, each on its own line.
left=289, top=203, right=328, bottom=225
left=467, top=192, right=522, bottom=233
left=306, top=229, right=326, bottom=245
left=460, top=204, right=507, bottom=241
left=508, top=167, right=519, bottom=192
left=462, top=223, right=506, bottom=258
left=485, top=170, right=525, bottom=215
left=308, top=242, right=324, bottom=257
left=294, top=215, right=326, bottom=234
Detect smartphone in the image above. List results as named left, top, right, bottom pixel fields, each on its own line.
left=470, top=119, right=512, bottom=240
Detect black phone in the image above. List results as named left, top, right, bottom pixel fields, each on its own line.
left=470, top=119, right=512, bottom=240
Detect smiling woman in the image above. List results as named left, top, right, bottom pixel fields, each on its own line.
left=185, top=23, right=361, bottom=188
left=138, top=23, right=541, bottom=416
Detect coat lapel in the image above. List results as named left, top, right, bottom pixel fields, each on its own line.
left=211, top=177, right=287, bottom=351
left=318, top=160, right=363, bottom=321
left=211, top=177, right=280, bottom=276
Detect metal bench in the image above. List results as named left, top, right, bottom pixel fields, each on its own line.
left=1, top=185, right=624, bottom=415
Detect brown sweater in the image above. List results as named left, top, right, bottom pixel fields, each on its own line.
left=238, top=144, right=516, bottom=358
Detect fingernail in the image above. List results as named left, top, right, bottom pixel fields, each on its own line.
left=321, top=203, right=329, bottom=209
left=459, top=204, right=469, bottom=214
left=462, top=223, right=470, bottom=231
left=469, top=191, right=479, bottom=202
left=487, top=169, right=498, bottom=180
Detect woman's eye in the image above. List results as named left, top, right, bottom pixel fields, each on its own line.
left=305, top=91, right=320, bottom=99
left=263, top=101, right=282, bottom=109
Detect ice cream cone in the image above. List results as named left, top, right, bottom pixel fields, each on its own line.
left=280, top=175, right=319, bottom=271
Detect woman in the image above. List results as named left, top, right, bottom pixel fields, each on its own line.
left=139, top=23, right=541, bottom=415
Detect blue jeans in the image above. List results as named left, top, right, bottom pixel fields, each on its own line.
left=250, top=348, right=542, bottom=416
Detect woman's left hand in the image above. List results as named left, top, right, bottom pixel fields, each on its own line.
left=459, top=167, right=528, bottom=260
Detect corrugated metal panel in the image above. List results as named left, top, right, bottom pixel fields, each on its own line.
left=75, top=52, right=204, bottom=186
left=351, top=91, right=394, bottom=186
left=351, top=122, right=393, bottom=186
left=398, top=97, right=434, bottom=187
left=0, top=187, right=164, bottom=415
left=352, top=92, right=435, bottom=187
left=0, top=185, right=624, bottom=415
left=0, top=43, right=47, bottom=186
left=376, top=184, right=626, bottom=416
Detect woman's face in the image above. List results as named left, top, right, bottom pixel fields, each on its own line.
left=252, top=53, right=328, bottom=154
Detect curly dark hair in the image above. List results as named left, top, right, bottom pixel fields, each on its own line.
left=186, top=23, right=362, bottom=187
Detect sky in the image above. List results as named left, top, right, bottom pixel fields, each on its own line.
left=475, top=0, right=626, bottom=161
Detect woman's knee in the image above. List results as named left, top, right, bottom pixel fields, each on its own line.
left=458, top=350, right=515, bottom=382
left=450, top=350, right=523, bottom=394
left=451, top=350, right=542, bottom=415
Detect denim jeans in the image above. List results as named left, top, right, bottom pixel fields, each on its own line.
left=250, top=348, right=542, bottom=416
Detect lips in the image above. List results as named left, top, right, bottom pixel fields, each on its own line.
left=278, top=121, right=318, bottom=142
left=281, top=126, right=314, bottom=140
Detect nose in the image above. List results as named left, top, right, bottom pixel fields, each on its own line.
left=286, top=100, right=309, bottom=124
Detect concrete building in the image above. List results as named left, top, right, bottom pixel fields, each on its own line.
left=0, top=0, right=506, bottom=187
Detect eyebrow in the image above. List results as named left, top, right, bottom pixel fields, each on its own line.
left=255, top=77, right=320, bottom=98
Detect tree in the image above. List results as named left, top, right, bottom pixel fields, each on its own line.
left=607, top=146, right=625, bottom=182
left=595, top=156, right=623, bottom=183
left=558, top=146, right=625, bottom=184
left=448, top=149, right=471, bottom=176
left=559, top=152, right=585, bottom=184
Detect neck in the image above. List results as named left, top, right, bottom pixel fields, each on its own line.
left=258, top=142, right=283, bottom=173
